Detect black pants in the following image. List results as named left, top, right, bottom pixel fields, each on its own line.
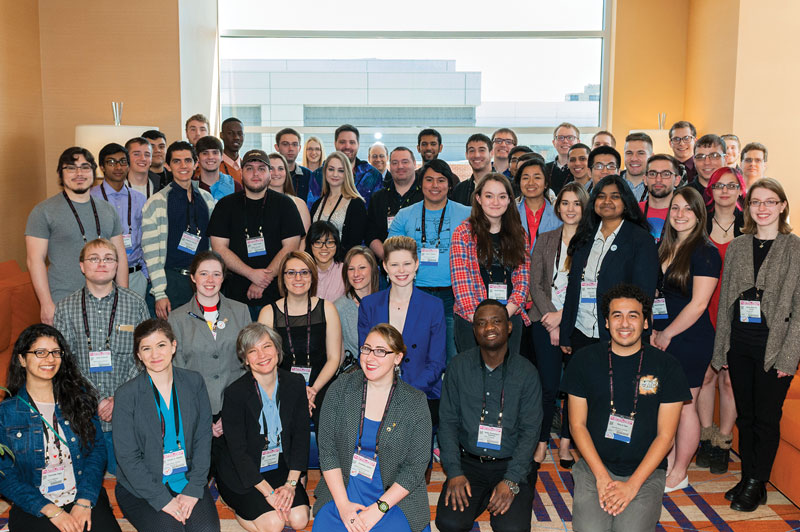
left=436, top=455, right=535, bottom=532
left=531, top=321, right=561, bottom=443
left=561, top=330, right=600, bottom=440
left=165, top=268, right=195, bottom=310
left=9, top=488, right=120, bottom=532
left=116, top=483, right=220, bottom=532
left=728, top=342, right=794, bottom=481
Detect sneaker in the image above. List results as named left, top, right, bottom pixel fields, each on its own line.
left=709, top=446, right=730, bottom=475
left=696, top=439, right=713, bottom=468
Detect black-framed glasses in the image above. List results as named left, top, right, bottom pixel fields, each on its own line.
left=710, top=183, right=741, bottom=190
left=694, top=153, right=724, bottom=162
left=27, top=349, right=63, bottom=359
left=646, top=170, right=678, bottom=180
left=670, top=135, right=695, bottom=145
left=83, top=257, right=118, bottom=264
left=62, top=164, right=93, bottom=173
left=359, top=345, right=394, bottom=358
left=749, top=199, right=781, bottom=208
left=104, top=158, right=129, bottom=167
left=284, top=269, right=311, bottom=278
left=312, top=240, right=337, bottom=249
left=555, top=135, right=577, bottom=142
left=592, top=162, right=618, bottom=171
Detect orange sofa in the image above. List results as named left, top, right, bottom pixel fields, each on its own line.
left=0, top=260, right=41, bottom=390
left=770, top=377, right=800, bottom=505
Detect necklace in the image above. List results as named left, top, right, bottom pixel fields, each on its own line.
left=713, top=216, right=735, bottom=237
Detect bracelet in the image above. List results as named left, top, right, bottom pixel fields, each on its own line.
left=73, top=501, right=92, bottom=509
left=47, top=508, right=64, bottom=520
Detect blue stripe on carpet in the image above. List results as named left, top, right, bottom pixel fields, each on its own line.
left=532, top=486, right=552, bottom=521
left=539, top=470, right=573, bottom=521
left=662, top=494, right=696, bottom=531
left=683, top=486, right=734, bottom=532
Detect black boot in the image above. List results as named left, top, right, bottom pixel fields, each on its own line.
left=696, top=440, right=714, bottom=468
left=731, top=478, right=767, bottom=511
left=709, top=446, right=730, bottom=474
left=725, top=478, right=745, bottom=501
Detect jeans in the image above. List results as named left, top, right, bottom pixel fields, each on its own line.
left=103, top=430, right=116, bottom=475
left=420, top=287, right=457, bottom=364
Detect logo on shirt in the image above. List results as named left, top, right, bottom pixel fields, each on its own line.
left=639, top=375, right=659, bottom=395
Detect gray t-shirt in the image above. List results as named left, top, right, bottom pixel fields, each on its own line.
left=25, top=193, right=122, bottom=303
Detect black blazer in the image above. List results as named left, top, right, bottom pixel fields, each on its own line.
left=560, top=220, right=659, bottom=345
left=216, top=369, right=310, bottom=492
left=310, top=196, right=368, bottom=252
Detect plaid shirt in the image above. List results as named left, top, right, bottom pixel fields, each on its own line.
left=54, top=283, right=150, bottom=431
left=450, top=221, right=531, bottom=326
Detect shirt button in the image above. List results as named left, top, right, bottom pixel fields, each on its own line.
left=71, top=437, right=76, bottom=442
left=486, top=392, right=490, bottom=396
left=77, top=471, right=83, bottom=475
left=214, top=375, right=219, bottom=379
left=212, top=355, right=219, bottom=359
left=16, top=432, right=21, bottom=438
left=64, top=421, right=69, bottom=425
left=77, top=454, right=81, bottom=459
left=404, top=358, right=410, bottom=363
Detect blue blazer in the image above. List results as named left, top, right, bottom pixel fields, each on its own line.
left=358, top=287, right=447, bottom=399
left=517, top=199, right=562, bottom=241
left=560, top=221, right=659, bottom=345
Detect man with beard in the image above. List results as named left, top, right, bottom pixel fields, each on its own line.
left=26, top=147, right=128, bottom=324
left=208, top=149, right=305, bottom=319
left=639, top=154, right=682, bottom=241
left=622, top=133, right=653, bottom=202
left=416, top=127, right=444, bottom=179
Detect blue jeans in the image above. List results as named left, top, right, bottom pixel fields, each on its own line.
left=103, top=430, right=116, bottom=475
left=420, top=287, right=457, bottom=364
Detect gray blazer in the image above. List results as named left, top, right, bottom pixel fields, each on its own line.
left=112, top=367, right=213, bottom=511
left=529, top=227, right=563, bottom=322
left=712, top=233, right=800, bottom=374
left=168, top=293, right=250, bottom=414
left=312, top=370, right=432, bottom=532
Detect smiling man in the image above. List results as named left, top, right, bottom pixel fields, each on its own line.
left=275, top=127, right=313, bottom=202
left=546, top=122, right=581, bottom=194
left=125, top=137, right=161, bottom=199
left=368, top=142, right=390, bottom=181
left=688, top=134, right=727, bottom=196
left=492, top=128, right=517, bottom=176
left=193, top=135, right=242, bottom=201
left=668, top=121, right=698, bottom=183
left=219, top=117, right=244, bottom=183
left=740, top=142, right=769, bottom=186
left=589, top=146, right=622, bottom=189
left=622, top=133, right=653, bottom=201
left=185, top=113, right=210, bottom=145
left=452, top=133, right=493, bottom=206
left=568, top=143, right=592, bottom=189
left=436, top=299, right=541, bottom=532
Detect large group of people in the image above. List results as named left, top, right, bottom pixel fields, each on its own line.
left=1, top=116, right=797, bottom=532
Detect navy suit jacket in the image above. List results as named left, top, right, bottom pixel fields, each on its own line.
left=560, top=221, right=659, bottom=345
left=358, top=287, right=446, bottom=399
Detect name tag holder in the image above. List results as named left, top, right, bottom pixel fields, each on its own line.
left=477, top=424, right=503, bottom=450
left=488, top=283, right=508, bottom=303
left=260, top=447, right=280, bottom=472
left=41, top=465, right=67, bottom=493
left=246, top=235, right=267, bottom=257
left=291, top=365, right=312, bottom=384
left=740, top=299, right=762, bottom=323
left=177, top=231, right=201, bottom=255
left=603, top=344, right=644, bottom=445
left=653, top=297, right=668, bottom=320
left=420, top=247, right=439, bottom=265
left=350, top=452, right=378, bottom=480
left=580, top=281, right=597, bottom=304
left=163, top=449, right=188, bottom=476
left=122, top=233, right=133, bottom=249
left=89, top=350, right=113, bottom=373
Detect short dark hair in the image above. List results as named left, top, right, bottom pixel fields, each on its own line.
left=98, top=143, right=128, bottom=166
left=515, top=157, right=549, bottom=189
left=646, top=153, right=682, bottom=174
left=305, top=220, right=342, bottom=262
left=625, top=132, right=653, bottom=150
left=601, top=283, right=652, bottom=322
left=420, top=159, right=458, bottom=190
left=568, top=143, right=591, bottom=157
left=669, top=120, right=697, bottom=138
left=141, top=130, right=166, bottom=142
left=417, top=128, right=442, bottom=145
left=221, top=117, right=243, bottom=129
left=509, top=146, right=533, bottom=159
left=166, top=140, right=197, bottom=163
left=335, top=124, right=360, bottom=143
left=194, top=135, right=223, bottom=154
left=475, top=298, right=508, bottom=317
left=592, top=130, right=616, bottom=147
left=189, top=249, right=227, bottom=289
left=57, top=147, right=97, bottom=184
left=133, top=318, right=176, bottom=364
left=741, top=141, right=768, bottom=162
left=124, top=137, right=151, bottom=152
left=588, top=145, right=621, bottom=168
left=695, top=134, right=726, bottom=154
left=390, top=146, right=415, bottom=162
left=276, top=127, right=301, bottom=144
left=466, top=133, right=492, bottom=152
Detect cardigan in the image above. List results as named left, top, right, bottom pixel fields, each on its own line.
left=529, top=227, right=564, bottom=322
left=711, top=233, right=800, bottom=374
left=310, top=196, right=368, bottom=252
left=312, top=370, right=432, bottom=532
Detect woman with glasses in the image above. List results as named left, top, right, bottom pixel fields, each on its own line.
left=312, top=323, right=432, bottom=532
left=650, top=187, right=721, bottom=492
left=711, top=178, right=800, bottom=512
left=306, top=220, right=346, bottom=301
left=113, top=318, right=220, bottom=531
left=268, top=152, right=312, bottom=240
left=215, top=323, right=311, bottom=532
left=310, top=152, right=367, bottom=252
left=302, top=137, right=325, bottom=173
left=695, top=166, right=747, bottom=474
left=335, top=246, right=380, bottom=367
left=0, top=324, right=121, bottom=532
left=258, top=251, right=342, bottom=426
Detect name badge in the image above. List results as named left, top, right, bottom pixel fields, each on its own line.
left=555, top=285, right=567, bottom=298
left=387, top=216, right=396, bottom=229
left=488, top=283, right=508, bottom=303
left=246, top=236, right=267, bottom=257
left=41, top=465, right=66, bottom=493
left=350, top=452, right=378, bottom=480
left=291, top=365, right=312, bottom=384
left=653, top=297, right=668, bottom=320
left=739, top=300, right=762, bottom=323
left=162, top=449, right=188, bottom=476
left=580, top=281, right=597, bottom=304
left=177, top=232, right=201, bottom=255
left=122, top=233, right=133, bottom=249
left=605, top=413, right=634, bottom=443
left=420, top=247, right=439, bottom=265
left=260, top=447, right=280, bottom=472
left=89, top=350, right=113, bottom=373
left=476, top=424, right=503, bottom=450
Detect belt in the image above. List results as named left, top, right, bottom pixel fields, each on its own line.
left=461, top=449, right=511, bottom=463
left=421, top=286, right=452, bottom=292
left=129, top=264, right=143, bottom=273
left=169, top=268, right=191, bottom=276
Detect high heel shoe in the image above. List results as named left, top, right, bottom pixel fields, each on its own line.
left=559, top=458, right=575, bottom=469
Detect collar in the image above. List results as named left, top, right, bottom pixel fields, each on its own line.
left=222, top=153, right=241, bottom=169
left=101, top=181, right=126, bottom=196
left=479, top=349, right=510, bottom=372
left=593, top=219, right=624, bottom=242
left=85, top=282, right=117, bottom=302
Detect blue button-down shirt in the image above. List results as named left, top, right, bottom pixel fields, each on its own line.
left=91, top=182, right=148, bottom=277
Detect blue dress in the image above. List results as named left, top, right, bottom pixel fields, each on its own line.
left=313, top=419, right=419, bottom=531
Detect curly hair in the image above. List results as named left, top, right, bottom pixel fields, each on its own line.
left=601, top=283, right=652, bottom=322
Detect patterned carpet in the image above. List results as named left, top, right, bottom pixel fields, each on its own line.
left=2, top=443, right=799, bottom=531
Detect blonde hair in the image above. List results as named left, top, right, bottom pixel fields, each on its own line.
left=322, top=151, right=362, bottom=200
left=80, top=238, right=117, bottom=262
left=742, top=177, right=792, bottom=234
left=383, top=236, right=418, bottom=261
left=302, top=136, right=326, bottom=168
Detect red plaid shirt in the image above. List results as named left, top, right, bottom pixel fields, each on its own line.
left=450, top=221, right=531, bottom=325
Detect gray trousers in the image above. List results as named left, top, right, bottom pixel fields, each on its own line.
left=571, top=458, right=665, bottom=532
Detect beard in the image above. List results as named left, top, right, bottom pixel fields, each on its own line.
left=245, top=181, right=269, bottom=194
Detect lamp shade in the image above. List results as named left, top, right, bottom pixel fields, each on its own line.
left=75, top=125, right=158, bottom=162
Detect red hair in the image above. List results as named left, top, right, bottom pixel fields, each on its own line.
left=704, top=166, right=747, bottom=212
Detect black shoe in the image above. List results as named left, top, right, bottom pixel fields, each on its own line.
left=725, top=478, right=745, bottom=501
left=559, top=458, right=575, bottom=469
left=695, top=439, right=713, bottom=468
left=730, top=478, right=767, bottom=511
left=709, top=446, right=730, bottom=475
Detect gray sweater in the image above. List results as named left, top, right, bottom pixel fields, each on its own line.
left=334, top=295, right=359, bottom=360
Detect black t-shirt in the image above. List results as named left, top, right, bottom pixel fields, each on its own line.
left=479, top=232, right=514, bottom=300
left=565, top=342, right=691, bottom=476
left=731, top=238, right=773, bottom=346
left=207, top=190, right=305, bottom=306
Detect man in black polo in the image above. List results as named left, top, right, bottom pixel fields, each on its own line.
left=452, top=133, right=493, bottom=207
left=437, top=299, right=541, bottom=532
left=208, top=149, right=305, bottom=320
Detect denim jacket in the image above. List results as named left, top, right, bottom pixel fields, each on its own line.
left=0, top=389, right=106, bottom=516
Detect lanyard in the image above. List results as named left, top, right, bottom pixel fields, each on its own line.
left=27, top=397, right=68, bottom=458
left=185, top=186, right=199, bottom=234
left=480, top=355, right=508, bottom=426
left=63, top=191, right=101, bottom=243
left=316, top=194, right=344, bottom=223
left=126, top=178, right=151, bottom=198
left=150, top=378, right=182, bottom=450
left=551, top=228, right=564, bottom=287
left=244, top=192, right=268, bottom=239
left=608, top=343, right=644, bottom=417
left=284, top=296, right=312, bottom=367
left=356, top=375, right=397, bottom=458
left=421, top=201, right=447, bottom=246
left=188, top=297, right=221, bottom=334
left=81, top=287, right=119, bottom=351
left=100, top=184, right=133, bottom=232
left=253, top=379, right=281, bottom=448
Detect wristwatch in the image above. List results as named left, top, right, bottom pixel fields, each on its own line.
left=503, top=479, right=520, bottom=495
left=377, top=499, right=390, bottom=513
left=285, top=479, right=298, bottom=487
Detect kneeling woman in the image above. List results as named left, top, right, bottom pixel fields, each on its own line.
left=113, top=318, right=220, bottom=531
left=216, top=323, right=311, bottom=532
left=0, top=324, right=121, bottom=532
left=313, top=323, right=432, bottom=532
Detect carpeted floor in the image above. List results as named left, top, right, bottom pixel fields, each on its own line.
left=3, top=443, right=799, bottom=531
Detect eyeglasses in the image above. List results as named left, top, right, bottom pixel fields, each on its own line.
left=670, top=135, right=695, bottom=145
left=646, top=170, right=678, bottom=180
left=280, top=141, right=301, bottom=148
left=359, top=345, right=395, bottom=358
left=694, top=153, right=724, bottom=162
left=312, top=240, right=337, bottom=249
left=710, top=183, right=741, bottom=190
left=743, top=157, right=765, bottom=164
left=749, top=199, right=781, bottom=208
left=83, top=257, right=118, bottom=264
left=104, top=158, right=129, bottom=167
left=592, top=162, right=619, bottom=171
left=493, top=138, right=515, bottom=146
left=284, top=269, right=311, bottom=278
left=555, top=135, right=578, bottom=142
left=26, top=349, right=63, bottom=358
left=62, top=164, right=94, bottom=173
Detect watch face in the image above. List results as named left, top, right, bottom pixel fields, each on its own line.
left=377, top=500, right=390, bottom=513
